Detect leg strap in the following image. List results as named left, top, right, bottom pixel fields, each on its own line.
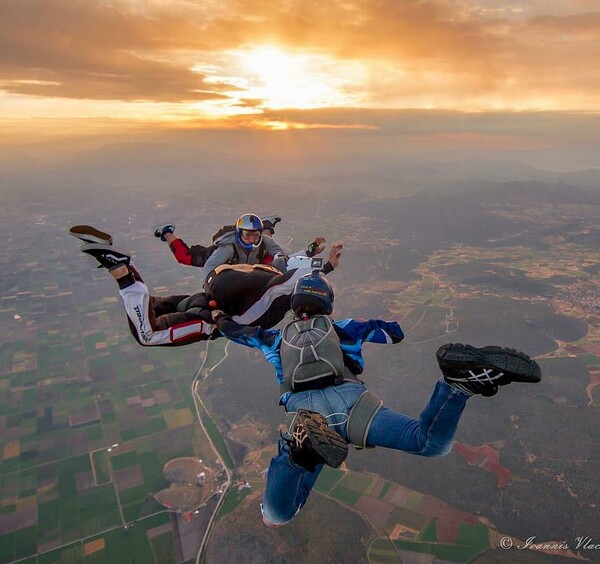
left=346, top=390, right=383, bottom=449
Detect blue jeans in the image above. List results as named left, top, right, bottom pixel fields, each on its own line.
left=261, top=379, right=469, bottom=525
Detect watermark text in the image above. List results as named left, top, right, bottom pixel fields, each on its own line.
left=500, top=536, right=600, bottom=552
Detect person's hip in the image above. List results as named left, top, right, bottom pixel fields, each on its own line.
left=284, top=382, right=367, bottom=435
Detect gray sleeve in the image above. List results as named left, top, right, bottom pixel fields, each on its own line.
left=200, top=245, right=234, bottom=286
left=263, top=237, right=288, bottom=256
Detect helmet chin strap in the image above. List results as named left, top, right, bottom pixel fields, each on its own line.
left=237, top=234, right=262, bottom=252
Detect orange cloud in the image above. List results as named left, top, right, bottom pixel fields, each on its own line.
left=0, top=0, right=233, bottom=101
left=1, top=0, right=599, bottom=113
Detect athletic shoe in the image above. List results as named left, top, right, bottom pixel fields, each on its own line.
left=81, top=243, right=131, bottom=269
left=69, top=225, right=113, bottom=245
left=261, top=216, right=281, bottom=234
left=287, top=409, right=348, bottom=471
left=436, top=343, right=542, bottom=397
left=154, top=224, right=176, bottom=241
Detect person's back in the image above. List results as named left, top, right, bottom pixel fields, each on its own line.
left=214, top=269, right=541, bottom=528
left=205, top=243, right=343, bottom=329
left=280, top=314, right=346, bottom=393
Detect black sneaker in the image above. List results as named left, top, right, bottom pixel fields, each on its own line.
left=69, top=225, right=113, bottom=245
left=287, top=409, right=348, bottom=471
left=436, top=343, right=541, bottom=397
left=153, top=224, right=176, bottom=241
left=81, top=243, right=131, bottom=269
left=261, top=216, right=281, bottom=234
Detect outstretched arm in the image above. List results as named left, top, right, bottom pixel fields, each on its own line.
left=334, top=318, right=404, bottom=375
left=213, top=311, right=280, bottom=349
left=335, top=318, right=404, bottom=345
left=156, top=225, right=214, bottom=268
left=168, top=237, right=214, bottom=268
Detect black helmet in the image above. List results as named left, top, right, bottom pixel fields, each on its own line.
left=291, top=272, right=334, bottom=316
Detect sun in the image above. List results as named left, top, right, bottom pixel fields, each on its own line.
left=238, top=47, right=350, bottom=110
left=191, top=45, right=367, bottom=120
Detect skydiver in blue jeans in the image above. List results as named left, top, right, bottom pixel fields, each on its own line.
left=213, top=272, right=542, bottom=527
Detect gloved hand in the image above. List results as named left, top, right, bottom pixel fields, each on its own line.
left=306, top=237, right=326, bottom=257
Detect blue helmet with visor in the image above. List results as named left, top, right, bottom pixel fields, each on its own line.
left=291, top=272, right=334, bottom=316
left=235, top=213, right=264, bottom=252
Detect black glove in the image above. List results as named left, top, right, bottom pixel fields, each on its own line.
left=306, top=241, right=318, bottom=257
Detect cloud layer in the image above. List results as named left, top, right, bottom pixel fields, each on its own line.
left=1, top=0, right=599, bottom=114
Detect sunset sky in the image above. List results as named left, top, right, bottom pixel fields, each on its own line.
left=2, top=0, right=600, bottom=141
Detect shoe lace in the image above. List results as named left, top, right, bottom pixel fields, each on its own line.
left=279, top=429, right=304, bottom=450
left=467, top=368, right=503, bottom=383
left=291, top=423, right=309, bottom=450
left=283, top=412, right=347, bottom=449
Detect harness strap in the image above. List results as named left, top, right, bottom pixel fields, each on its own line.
left=346, top=390, right=383, bottom=449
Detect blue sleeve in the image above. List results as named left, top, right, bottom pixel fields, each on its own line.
left=215, top=317, right=278, bottom=348
left=334, top=318, right=404, bottom=345
left=333, top=318, right=403, bottom=376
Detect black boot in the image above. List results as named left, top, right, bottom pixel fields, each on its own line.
left=436, top=343, right=541, bottom=396
left=287, top=410, right=348, bottom=471
left=81, top=243, right=131, bottom=269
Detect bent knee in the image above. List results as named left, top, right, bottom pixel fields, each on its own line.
left=260, top=503, right=296, bottom=527
left=261, top=510, right=295, bottom=527
left=262, top=515, right=286, bottom=528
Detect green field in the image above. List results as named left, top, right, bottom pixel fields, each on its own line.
left=198, top=409, right=234, bottom=469
left=338, top=471, right=374, bottom=492
left=329, top=484, right=362, bottom=506
left=30, top=512, right=174, bottom=564
left=368, top=537, right=402, bottom=564
left=215, top=487, right=252, bottom=520
left=314, top=466, right=344, bottom=493
left=393, top=539, right=487, bottom=563
left=92, top=450, right=111, bottom=485
left=202, top=340, right=228, bottom=372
